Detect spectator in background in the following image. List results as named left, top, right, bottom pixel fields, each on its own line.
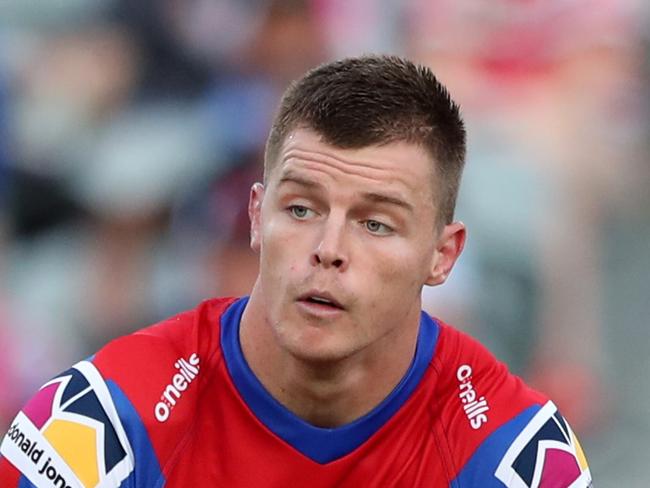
left=191, top=155, right=262, bottom=299
left=406, top=0, right=646, bottom=434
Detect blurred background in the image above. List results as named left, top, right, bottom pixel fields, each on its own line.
left=0, top=0, right=648, bottom=484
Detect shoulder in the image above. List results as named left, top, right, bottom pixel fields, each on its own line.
left=430, top=320, right=592, bottom=487
left=0, top=297, right=237, bottom=488
left=1, top=360, right=137, bottom=488
left=89, top=296, right=234, bottom=446
left=431, top=321, right=547, bottom=435
left=93, top=297, right=235, bottom=390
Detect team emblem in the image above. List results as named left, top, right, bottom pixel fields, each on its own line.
left=495, top=401, right=592, bottom=488
left=1, top=361, right=133, bottom=488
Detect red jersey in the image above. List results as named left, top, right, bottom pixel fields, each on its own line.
left=0, top=297, right=592, bottom=487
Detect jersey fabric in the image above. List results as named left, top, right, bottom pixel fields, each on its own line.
left=0, top=297, right=592, bottom=487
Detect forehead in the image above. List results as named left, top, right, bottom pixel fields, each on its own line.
left=269, top=129, right=436, bottom=202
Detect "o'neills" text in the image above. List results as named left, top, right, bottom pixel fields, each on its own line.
left=154, top=353, right=200, bottom=422
left=457, top=364, right=490, bottom=430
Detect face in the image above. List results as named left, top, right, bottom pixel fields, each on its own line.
left=248, top=128, right=464, bottom=363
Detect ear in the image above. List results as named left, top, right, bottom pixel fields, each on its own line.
left=248, top=182, right=265, bottom=253
left=424, top=221, right=466, bottom=286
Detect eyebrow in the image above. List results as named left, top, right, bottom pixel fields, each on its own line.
left=360, top=192, right=414, bottom=212
left=279, top=171, right=414, bottom=213
left=278, top=173, right=324, bottom=190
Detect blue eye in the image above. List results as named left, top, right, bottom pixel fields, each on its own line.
left=364, top=220, right=392, bottom=235
left=289, top=205, right=313, bottom=220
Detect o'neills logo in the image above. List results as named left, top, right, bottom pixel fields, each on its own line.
left=154, top=353, right=200, bottom=422
left=457, top=364, right=490, bottom=430
left=5, top=423, right=73, bottom=488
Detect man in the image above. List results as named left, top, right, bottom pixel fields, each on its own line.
left=0, top=55, right=592, bottom=487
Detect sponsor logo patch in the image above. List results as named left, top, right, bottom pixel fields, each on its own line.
left=495, top=401, right=592, bottom=488
left=1, top=361, right=134, bottom=488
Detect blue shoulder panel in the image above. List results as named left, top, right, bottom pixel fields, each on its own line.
left=452, top=405, right=541, bottom=487
left=106, top=381, right=164, bottom=488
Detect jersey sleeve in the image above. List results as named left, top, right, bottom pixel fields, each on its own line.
left=0, top=298, right=229, bottom=488
left=433, top=323, right=593, bottom=487
left=0, top=360, right=138, bottom=488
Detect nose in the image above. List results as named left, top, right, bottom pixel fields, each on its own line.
left=310, top=216, right=349, bottom=271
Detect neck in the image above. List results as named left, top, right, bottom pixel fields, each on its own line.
left=239, top=287, right=421, bottom=428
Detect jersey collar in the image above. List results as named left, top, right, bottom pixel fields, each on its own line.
left=220, top=296, right=439, bottom=464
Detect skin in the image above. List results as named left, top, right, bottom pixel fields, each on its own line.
left=240, top=128, right=466, bottom=427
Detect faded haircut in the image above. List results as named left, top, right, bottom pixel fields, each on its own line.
left=264, top=54, right=466, bottom=226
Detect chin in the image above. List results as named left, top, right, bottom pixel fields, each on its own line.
left=282, top=330, right=357, bottom=364
left=290, top=347, right=355, bottom=365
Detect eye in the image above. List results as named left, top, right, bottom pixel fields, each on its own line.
left=364, top=219, right=393, bottom=235
left=288, top=205, right=314, bottom=220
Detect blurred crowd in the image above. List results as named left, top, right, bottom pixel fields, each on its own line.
left=1, top=0, right=649, bottom=484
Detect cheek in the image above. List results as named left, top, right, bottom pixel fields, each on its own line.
left=259, top=220, right=303, bottom=279
left=360, top=241, right=427, bottom=297
left=376, top=240, right=427, bottom=278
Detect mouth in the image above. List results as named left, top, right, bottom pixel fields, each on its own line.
left=297, top=291, right=345, bottom=311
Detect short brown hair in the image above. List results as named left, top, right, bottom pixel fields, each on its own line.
left=264, top=55, right=466, bottom=226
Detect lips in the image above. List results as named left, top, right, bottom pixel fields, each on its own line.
left=297, top=291, right=345, bottom=310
